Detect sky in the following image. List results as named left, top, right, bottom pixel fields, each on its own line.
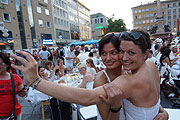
left=78, top=0, right=155, bottom=29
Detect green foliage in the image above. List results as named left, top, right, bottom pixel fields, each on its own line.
left=104, top=18, right=127, bottom=34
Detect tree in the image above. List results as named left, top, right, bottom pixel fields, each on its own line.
left=104, top=18, right=127, bottom=34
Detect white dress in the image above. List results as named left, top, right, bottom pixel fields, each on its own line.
left=97, top=70, right=160, bottom=120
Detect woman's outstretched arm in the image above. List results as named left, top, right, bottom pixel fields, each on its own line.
left=11, top=51, right=106, bottom=106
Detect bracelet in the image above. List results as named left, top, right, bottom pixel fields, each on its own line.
left=110, top=105, right=122, bottom=113
left=29, top=77, right=40, bottom=87
left=33, top=78, right=43, bottom=90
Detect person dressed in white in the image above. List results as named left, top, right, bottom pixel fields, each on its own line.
left=64, top=44, right=76, bottom=69
left=79, top=44, right=85, bottom=53
left=86, top=58, right=98, bottom=76
left=77, top=62, right=94, bottom=90
left=43, top=60, right=58, bottom=82
left=39, top=47, right=50, bottom=60
left=88, top=52, right=99, bottom=66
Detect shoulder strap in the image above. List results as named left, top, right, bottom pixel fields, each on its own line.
left=10, top=72, right=17, bottom=118
left=102, top=70, right=111, bottom=83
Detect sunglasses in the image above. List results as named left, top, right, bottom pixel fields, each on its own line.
left=118, top=32, right=148, bottom=49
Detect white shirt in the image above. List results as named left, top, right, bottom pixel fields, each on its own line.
left=169, top=51, right=176, bottom=60
left=39, top=50, right=50, bottom=60
left=77, top=52, right=89, bottom=63
left=64, top=47, right=75, bottom=68
left=87, top=67, right=96, bottom=76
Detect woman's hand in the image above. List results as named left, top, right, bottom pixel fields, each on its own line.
left=11, top=51, right=39, bottom=86
left=100, top=83, right=122, bottom=108
left=154, top=108, right=169, bottom=120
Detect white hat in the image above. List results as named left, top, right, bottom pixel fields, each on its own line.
left=171, top=45, right=177, bottom=49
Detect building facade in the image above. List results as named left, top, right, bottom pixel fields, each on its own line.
left=52, top=0, right=70, bottom=46
left=30, top=0, right=55, bottom=48
left=166, top=0, right=180, bottom=33
left=90, top=13, right=108, bottom=40
left=68, top=0, right=80, bottom=42
left=77, top=1, right=91, bottom=41
left=131, top=1, right=166, bottom=32
left=0, top=0, right=33, bottom=50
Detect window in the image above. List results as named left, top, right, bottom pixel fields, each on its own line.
left=95, top=19, right=97, bottom=24
left=135, top=21, right=138, bottom=24
left=168, top=16, right=171, bottom=20
left=150, top=8, right=153, bottom=11
left=54, top=17, right=57, bottom=24
left=37, top=6, right=41, bottom=13
left=1, top=0, right=8, bottom=5
left=179, top=2, right=180, bottom=6
left=139, top=20, right=141, bottom=24
left=173, top=3, right=176, bottom=7
left=154, top=7, right=157, bottom=11
left=142, top=9, right=145, bottom=12
left=150, top=13, right=153, bottom=17
left=162, top=6, right=165, bottom=9
left=143, top=20, right=145, bottom=24
left=134, top=10, right=137, bottom=13
left=150, top=18, right=153, bottom=23
left=45, top=9, right=49, bottom=15
left=139, top=15, right=141, bottom=19
left=3, top=12, right=11, bottom=22
left=138, top=9, right=141, bottom=13
left=147, top=20, right=149, bottom=23
left=173, top=15, right=176, bottom=19
left=38, top=20, right=43, bottom=27
left=168, top=10, right=171, bottom=15
left=146, top=8, right=149, bottom=11
left=173, top=9, right=176, bottom=13
left=47, top=21, right=51, bottom=28
left=146, top=14, right=149, bottom=17
left=44, top=0, right=48, bottom=4
left=168, top=4, right=171, bottom=8
left=100, top=18, right=103, bottom=23
left=1, top=0, right=8, bottom=4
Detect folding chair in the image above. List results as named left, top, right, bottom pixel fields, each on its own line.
left=78, top=105, right=97, bottom=120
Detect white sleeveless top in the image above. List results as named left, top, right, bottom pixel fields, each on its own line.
left=97, top=70, right=160, bottom=120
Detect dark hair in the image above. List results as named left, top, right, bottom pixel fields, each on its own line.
left=0, top=52, right=11, bottom=70
left=154, top=44, right=159, bottom=50
left=89, top=52, right=93, bottom=57
left=99, top=33, right=120, bottom=56
left=119, top=29, right=151, bottom=53
left=160, top=48, right=171, bottom=66
left=70, top=44, right=75, bottom=48
left=42, top=47, right=47, bottom=51
left=160, top=46, right=169, bottom=54
left=81, top=44, right=85, bottom=47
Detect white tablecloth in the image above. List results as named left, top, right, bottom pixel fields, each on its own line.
left=27, top=87, right=51, bottom=104
left=165, top=108, right=180, bottom=120
left=27, top=74, right=82, bottom=104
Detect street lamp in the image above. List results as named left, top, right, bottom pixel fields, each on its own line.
left=2, top=29, right=9, bottom=37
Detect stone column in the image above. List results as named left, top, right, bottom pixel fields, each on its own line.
left=156, top=0, right=164, bottom=34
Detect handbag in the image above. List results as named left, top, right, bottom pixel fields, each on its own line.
left=6, top=73, right=17, bottom=120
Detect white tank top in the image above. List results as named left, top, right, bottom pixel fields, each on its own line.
left=97, top=70, right=160, bottom=120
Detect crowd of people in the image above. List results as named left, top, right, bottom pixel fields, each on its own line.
left=1, top=28, right=179, bottom=119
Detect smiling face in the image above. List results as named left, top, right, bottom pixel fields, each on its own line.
left=100, top=43, right=121, bottom=70
left=39, top=67, right=45, bottom=77
left=119, top=40, right=147, bottom=73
